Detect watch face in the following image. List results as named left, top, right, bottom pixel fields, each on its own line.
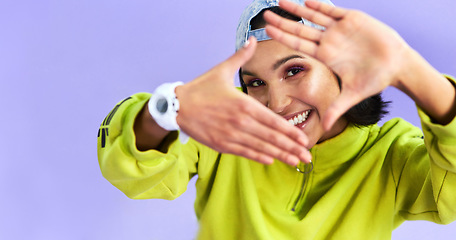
left=156, top=97, right=168, bottom=114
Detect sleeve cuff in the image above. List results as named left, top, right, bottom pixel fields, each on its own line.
left=418, top=75, right=456, bottom=145
left=120, top=93, right=193, bottom=164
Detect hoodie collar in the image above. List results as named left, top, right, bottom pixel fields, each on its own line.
left=310, top=123, right=373, bottom=170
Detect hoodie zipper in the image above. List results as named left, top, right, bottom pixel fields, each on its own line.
left=291, top=162, right=313, bottom=212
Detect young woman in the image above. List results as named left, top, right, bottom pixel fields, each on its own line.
left=98, top=0, right=456, bottom=239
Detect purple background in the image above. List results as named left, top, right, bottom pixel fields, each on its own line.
left=1, top=0, right=455, bottom=239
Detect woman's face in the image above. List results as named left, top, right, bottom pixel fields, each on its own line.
left=241, top=40, right=348, bottom=147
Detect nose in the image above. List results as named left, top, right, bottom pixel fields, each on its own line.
left=266, top=86, right=291, bottom=114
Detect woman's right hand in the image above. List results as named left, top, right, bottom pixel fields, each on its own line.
left=175, top=37, right=312, bottom=166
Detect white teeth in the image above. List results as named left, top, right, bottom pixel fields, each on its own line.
left=289, top=110, right=311, bottom=126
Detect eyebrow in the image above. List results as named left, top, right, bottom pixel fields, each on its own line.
left=273, top=55, right=305, bottom=70
left=241, top=54, right=305, bottom=76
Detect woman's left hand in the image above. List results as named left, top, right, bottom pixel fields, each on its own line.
left=264, top=0, right=410, bottom=130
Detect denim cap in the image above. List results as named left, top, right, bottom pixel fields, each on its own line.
left=235, top=0, right=335, bottom=51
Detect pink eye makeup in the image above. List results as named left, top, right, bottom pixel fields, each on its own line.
left=285, top=66, right=308, bottom=78
left=246, top=79, right=265, bottom=87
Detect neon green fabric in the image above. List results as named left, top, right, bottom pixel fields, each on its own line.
left=98, top=79, right=456, bottom=240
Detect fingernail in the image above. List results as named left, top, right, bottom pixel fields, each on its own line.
left=264, top=156, right=274, bottom=165
left=243, top=40, right=250, bottom=48
left=298, top=136, right=308, bottom=146
left=289, top=155, right=300, bottom=166
left=301, top=151, right=312, bottom=163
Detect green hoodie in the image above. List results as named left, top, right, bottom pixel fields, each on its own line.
left=98, top=79, right=456, bottom=240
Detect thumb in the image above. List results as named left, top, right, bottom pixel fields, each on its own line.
left=322, top=89, right=362, bottom=131
left=223, top=36, right=257, bottom=74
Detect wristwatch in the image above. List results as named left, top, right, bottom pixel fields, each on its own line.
left=148, top=81, right=189, bottom=143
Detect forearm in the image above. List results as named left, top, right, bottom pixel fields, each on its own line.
left=394, top=47, right=456, bottom=125
left=134, top=101, right=171, bottom=151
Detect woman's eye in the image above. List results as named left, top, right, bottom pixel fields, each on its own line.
left=246, top=79, right=265, bottom=87
left=286, top=67, right=304, bottom=77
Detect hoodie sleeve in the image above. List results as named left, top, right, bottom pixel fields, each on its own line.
left=97, top=93, right=200, bottom=200
left=394, top=75, right=456, bottom=225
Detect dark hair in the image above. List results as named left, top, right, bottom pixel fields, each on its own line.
left=238, top=7, right=389, bottom=126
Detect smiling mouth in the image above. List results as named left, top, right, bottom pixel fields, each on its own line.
left=286, top=110, right=312, bottom=127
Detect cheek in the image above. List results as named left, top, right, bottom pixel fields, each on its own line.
left=321, top=74, right=341, bottom=101
left=297, top=72, right=340, bottom=107
left=248, top=91, right=268, bottom=106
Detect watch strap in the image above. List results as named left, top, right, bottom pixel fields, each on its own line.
left=148, top=82, right=189, bottom=144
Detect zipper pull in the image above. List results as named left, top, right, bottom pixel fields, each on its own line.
left=296, top=162, right=313, bottom=174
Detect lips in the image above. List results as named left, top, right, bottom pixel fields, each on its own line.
left=286, top=110, right=312, bottom=126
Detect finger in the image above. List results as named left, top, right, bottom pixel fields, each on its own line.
left=304, top=0, right=348, bottom=20
left=234, top=116, right=312, bottom=164
left=243, top=97, right=313, bottom=159
left=265, top=24, right=318, bottom=57
left=278, top=0, right=334, bottom=27
left=263, top=10, right=323, bottom=42
left=322, top=89, right=363, bottom=131
left=222, top=36, right=257, bottom=74
left=249, top=99, right=310, bottom=148
left=223, top=142, right=275, bottom=165
left=230, top=131, right=302, bottom=166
